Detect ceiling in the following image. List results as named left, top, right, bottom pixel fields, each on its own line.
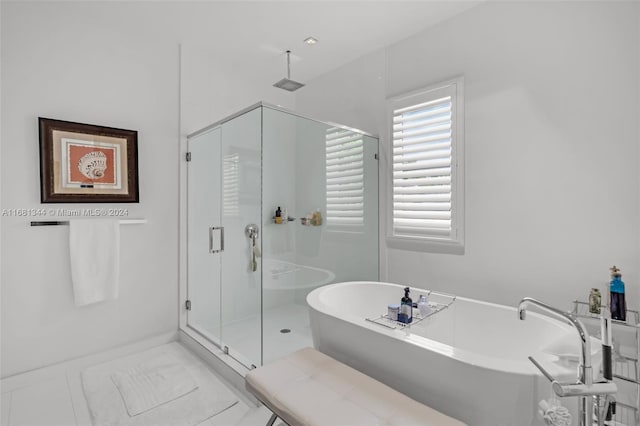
left=148, top=1, right=483, bottom=84
left=4, top=1, right=481, bottom=86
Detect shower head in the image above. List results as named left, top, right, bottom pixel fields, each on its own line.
left=273, top=50, right=305, bottom=92
left=273, top=78, right=305, bottom=92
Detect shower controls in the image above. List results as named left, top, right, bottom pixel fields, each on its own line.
left=245, top=224, right=260, bottom=272
left=245, top=223, right=259, bottom=240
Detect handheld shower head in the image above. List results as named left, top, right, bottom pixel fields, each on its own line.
left=273, top=50, right=305, bottom=92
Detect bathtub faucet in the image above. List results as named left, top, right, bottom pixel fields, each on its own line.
left=518, top=297, right=592, bottom=374
left=518, top=297, right=617, bottom=426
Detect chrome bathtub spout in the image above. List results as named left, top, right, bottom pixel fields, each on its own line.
left=518, top=297, right=592, bottom=374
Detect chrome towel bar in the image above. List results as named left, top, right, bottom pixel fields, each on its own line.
left=30, top=219, right=146, bottom=226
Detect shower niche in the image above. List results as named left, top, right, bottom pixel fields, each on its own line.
left=183, top=103, right=379, bottom=370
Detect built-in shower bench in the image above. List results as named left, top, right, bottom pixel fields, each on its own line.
left=245, top=347, right=465, bottom=426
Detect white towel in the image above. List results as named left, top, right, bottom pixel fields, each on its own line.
left=111, top=353, right=198, bottom=417
left=69, top=219, right=120, bottom=306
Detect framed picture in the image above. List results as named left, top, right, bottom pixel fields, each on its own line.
left=38, top=118, right=139, bottom=203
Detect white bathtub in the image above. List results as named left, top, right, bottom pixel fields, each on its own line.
left=307, top=281, right=581, bottom=425
left=263, top=259, right=335, bottom=290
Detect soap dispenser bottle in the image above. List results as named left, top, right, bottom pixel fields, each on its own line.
left=399, top=287, right=413, bottom=324
left=609, top=265, right=627, bottom=322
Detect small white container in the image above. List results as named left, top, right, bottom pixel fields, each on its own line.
left=388, top=304, right=400, bottom=321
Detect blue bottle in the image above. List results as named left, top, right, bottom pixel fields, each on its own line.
left=609, top=265, right=627, bottom=322
left=398, top=287, right=413, bottom=324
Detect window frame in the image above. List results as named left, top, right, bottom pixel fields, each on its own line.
left=385, top=76, right=465, bottom=254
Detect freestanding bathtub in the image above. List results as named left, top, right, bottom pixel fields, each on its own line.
left=263, top=259, right=336, bottom=290
left=307, top=281, right=581, bottom=425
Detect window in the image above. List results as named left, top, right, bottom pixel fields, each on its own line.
left=223, top=153, right=239, bottom=217
left=326, top=127, right=364, bottom=229
left=387, top=77, right=464, bottom=253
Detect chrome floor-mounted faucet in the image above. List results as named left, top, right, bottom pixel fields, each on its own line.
left=518, top=297, right=617, bottom=426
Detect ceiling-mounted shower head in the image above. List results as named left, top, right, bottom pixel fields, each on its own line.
left=273, top=50, right=305, bottom=92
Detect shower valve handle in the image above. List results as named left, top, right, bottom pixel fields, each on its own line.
left=245, top=223, right=259, bottom=240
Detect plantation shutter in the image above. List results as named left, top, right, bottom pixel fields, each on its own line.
left=223, top=153, right=239, bottom=217
left=326, top=128, right=364, bottom=227
left=392, top=93, right=454, bottom=239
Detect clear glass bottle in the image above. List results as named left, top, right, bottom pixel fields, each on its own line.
left=418, top=294, right=432, bottom=317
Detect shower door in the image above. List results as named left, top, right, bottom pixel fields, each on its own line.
left=187, top=127, right=222, bottom=347
left=186, top=108, right=263, bottom=369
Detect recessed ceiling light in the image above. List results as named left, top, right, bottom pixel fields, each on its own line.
left=304, top=37, right=318, bottom=45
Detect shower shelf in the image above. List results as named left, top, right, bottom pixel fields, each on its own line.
left=366, top=290, right=456, bottom=330
left=572, top=300, right=640, bottom=426
left=272, top=216, right=295, bottom=224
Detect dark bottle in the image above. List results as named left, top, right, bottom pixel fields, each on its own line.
left=399, top=287, right=413, bottom=324
left=275, top=206, right=282, bottom=224
left=609, top=265, right=627, bottom=322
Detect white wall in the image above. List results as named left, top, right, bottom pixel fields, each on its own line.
left=296, top=1, right=640, bottom=310
left=3, top=0, right=637, bottom=377
left=0, top=1, right=294, bottom=377
left=0, top=1, right=181, bottom=377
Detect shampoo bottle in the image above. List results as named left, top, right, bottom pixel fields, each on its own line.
left=609, top=265, right=627, bottom=322
left=399, top=287, right=413, bottom=324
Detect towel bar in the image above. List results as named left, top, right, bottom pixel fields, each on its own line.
left=30, top=219, right=146, bottom=226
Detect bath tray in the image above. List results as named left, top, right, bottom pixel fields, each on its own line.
left=366, top=290, right=456, bottom=330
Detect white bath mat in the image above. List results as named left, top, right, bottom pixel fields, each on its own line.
left=82, top=342, right=238, bottom=426
left=111, top=352, right=198, bottom=416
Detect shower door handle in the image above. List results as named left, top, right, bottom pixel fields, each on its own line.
left=209, top=226, right=224, bottom=253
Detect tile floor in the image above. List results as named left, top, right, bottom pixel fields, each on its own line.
left=225, top=303, right=313, bottom=365
left=189, top=302, right=313, bottom=368
left=0, top=336, right=279, bottom=426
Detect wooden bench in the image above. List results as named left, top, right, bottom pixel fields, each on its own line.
left=245, top=347, right=465, bottom=426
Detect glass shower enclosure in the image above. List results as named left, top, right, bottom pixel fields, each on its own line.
left=185, top=103, right=378, bottom=369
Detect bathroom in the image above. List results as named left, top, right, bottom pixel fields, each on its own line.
left=1, top=1, right=639, bottom=425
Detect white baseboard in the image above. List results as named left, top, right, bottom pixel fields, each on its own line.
left=1, top=330, right=178, bottom=392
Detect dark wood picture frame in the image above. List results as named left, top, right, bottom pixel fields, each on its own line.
left=38, top=118, right=139, bottom=203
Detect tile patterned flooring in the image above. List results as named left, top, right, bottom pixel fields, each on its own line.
left=0, top=336, right=277, bottom=426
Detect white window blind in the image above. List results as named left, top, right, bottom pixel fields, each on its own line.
left=388, top=78, right=464, bottom=252
left=223, top=153, right=239, bottom=217
left=326, top=127, right=364, bottom=227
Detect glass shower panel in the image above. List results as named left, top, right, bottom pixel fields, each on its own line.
left=261, top=107, right=379, bottom=364
left=186, top=127, right=222, bottom=344
left=219, top=108, right=262, bottom=368
left=294, top=116, right=379, bottom=284
left=261, top=109, right=301, bottom=364
left=185, top=103, right=378, bottom=370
